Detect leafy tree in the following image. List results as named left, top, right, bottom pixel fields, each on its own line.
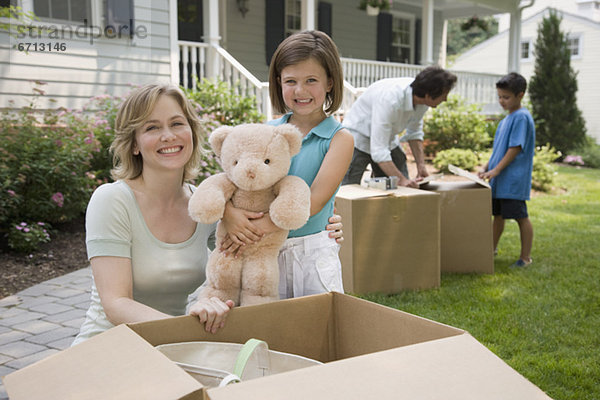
left=446, top=15, right=498, bottom=63
left=529, top=10, right=586, bottom=154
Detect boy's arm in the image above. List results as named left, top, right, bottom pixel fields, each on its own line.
left=480, top=146, right=521, bottom=180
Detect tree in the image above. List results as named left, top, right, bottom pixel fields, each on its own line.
left=529, top=10, right=586, bottom=154
left=446, top=16, right=498, bottom=64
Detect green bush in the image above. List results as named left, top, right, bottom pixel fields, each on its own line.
left=7, top=221, right=51, bottom=253
left=573, top=136, right=600, bottom=169
left=433, top=148, right=479, bottom=172
left=532, top=144, right=561, bottom=192
left=423, top=94, right=492, bottom=155
left=184, top=79, right=265, bottom=126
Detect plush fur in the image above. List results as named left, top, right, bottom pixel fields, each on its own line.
left=188, top=123, right=311, bottom=306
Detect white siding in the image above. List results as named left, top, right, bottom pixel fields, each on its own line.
left=0, top=0, right=172, bottom=110
left=452, top=10, right=600, bottom=143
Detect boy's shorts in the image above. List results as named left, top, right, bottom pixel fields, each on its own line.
left=492, top=198, right=528, bottom=219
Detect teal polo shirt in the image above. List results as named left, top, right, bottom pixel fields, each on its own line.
left=268, top=113, right=344, bottom=237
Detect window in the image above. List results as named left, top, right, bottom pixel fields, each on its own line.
left=389, top=12, right=414, bottom=64
left=520, top=40, right=532, bottom=61
left=285, top=0, right=301, bottom=37
left=567, top=35, right=582, bottom=58
left=33, top=0, right=92, bottom=24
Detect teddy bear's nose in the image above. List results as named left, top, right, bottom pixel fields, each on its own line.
left=246, top=170, right=255, bottom=179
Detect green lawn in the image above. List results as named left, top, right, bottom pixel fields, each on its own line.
left=360, top=165, right=600, bottom=400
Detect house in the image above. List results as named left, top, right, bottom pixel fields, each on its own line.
left=451, top=2, right=600, bottom=143
left=0, top=0, right=528, bottom=118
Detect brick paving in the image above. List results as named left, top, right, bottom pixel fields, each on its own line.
left=0, top=267, right=91, bottom=399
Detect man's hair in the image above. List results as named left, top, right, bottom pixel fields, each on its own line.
left=410, top=66, right=457, bottom=98
left=110, top=83, right=205, bottom=182
left=269, top=30, right=344, bottom=115
left=496, top=72, right=527, bottom=96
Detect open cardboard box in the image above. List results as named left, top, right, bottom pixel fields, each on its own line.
left=420, top=164, right=494, bottom=274
left=335, top=185, right=440, bottom=294
left=4, top=293, right=551, bottom=399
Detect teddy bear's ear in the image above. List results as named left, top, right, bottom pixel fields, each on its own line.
left=209, top=125, right=233, bottom=157
left=275, top=124, right=303, bottom=156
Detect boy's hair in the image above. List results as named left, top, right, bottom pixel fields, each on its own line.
left=110, top=83, right=205, bottom=182
left=269, top=30, right=344, bottom=115
left=496, top=72, right=527, bottom=95
left=410, top=66, right=457, bottom=99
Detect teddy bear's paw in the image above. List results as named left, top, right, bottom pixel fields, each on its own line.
left=270, top=208, right=310, bottom=231
left=188, top=192, right=226, bottom=223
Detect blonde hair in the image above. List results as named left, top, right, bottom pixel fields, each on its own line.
left=269, top=30, right=344, bottom=115
left=110, top=83, right=204, bottom=182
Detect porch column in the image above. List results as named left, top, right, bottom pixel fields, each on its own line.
left=204, top=0, right=221, bottom=79
left=507, top=8, right=522, bottom=73
left=421, top=0, right=434, bottom=65
left=301, top=0, right=316, bottom=31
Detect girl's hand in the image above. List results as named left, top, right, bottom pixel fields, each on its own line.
left=222, top=202, right=265, bottom=246
left=188, top=297, right=235, bottom=334
left=327, top=213, right=344, bottom=244
left=220, top=213, right=279, bottom=257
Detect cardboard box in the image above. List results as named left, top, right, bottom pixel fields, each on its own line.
left=420, top=166, right=494, bottom=273
left=3, top=293, right=552, bottom=399
left=335, top=184, right=441, bottom=294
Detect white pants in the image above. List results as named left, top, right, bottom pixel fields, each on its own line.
left=278, top=231, right=344, bottom=299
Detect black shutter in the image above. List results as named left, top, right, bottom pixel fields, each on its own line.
left=414, top=18, right=421, bottom=65
left=106, top=0, right=134, bottom=37
left=376, top=12, right=392, bottom=61
left=318, top=2, right=332, bottom=37
left=265, top=0, right=285, bottom=65
left=177, top=0, right=203, bottom=42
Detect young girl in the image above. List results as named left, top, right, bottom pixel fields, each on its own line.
left=222, top=30, right=353, bottom=299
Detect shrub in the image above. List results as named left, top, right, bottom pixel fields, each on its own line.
left=184, top=79, right=265, bottom=127
left=532, top=144, right=561, bottom=192
left=7, top=221, right=51, bottom=253
left=0, top=93, right=98, bottom=231
left=433, top=148, right=479, bottom=172
left=423, top=94, right=492, bottom=155
left=574, top=136, right=600, bottom=169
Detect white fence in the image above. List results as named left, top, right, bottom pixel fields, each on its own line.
left=178, top=42, right=502, bottom=120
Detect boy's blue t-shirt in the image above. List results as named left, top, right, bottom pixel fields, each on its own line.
left=488, top=107, right=536, bottom=200
left=268, top=113, right=344, bottom=238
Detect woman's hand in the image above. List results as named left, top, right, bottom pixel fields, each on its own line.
left=188, top=297, right=235, bottom=334
left=326, top=212, right=344, bottom=244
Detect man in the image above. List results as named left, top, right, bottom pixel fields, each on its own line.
left=342, top=66, right=457, bottom=188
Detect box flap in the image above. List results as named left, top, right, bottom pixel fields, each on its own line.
left=205, top=334, right=552, bottom=400
left=448, top=164, right=491, bottom=188
left=3, top=324, right=204, bottom=400
left=337, top=184, right=438, bottom=200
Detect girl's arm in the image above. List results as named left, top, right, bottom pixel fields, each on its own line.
left=308, top=128, right=354, bottom=215
left=92, top=256, right=232, bottom=333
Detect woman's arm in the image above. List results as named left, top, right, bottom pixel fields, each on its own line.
left=91, top=256, right=171, bottom=324
left=92, top=256, right=232, bottom=332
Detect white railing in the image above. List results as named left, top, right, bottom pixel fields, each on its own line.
left=179, top=41, right=271, bottom=119
left=341, top=57, right=502, bottom=106
left=178, top=42, right=502, bottom=121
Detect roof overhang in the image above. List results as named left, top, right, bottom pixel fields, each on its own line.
left=391, top=0, right=521, bottom=19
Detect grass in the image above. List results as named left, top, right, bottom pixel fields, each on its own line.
left=360, top=165, right=600, bottom=400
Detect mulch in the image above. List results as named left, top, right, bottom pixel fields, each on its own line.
left=0, top=217, right=88, bottom=299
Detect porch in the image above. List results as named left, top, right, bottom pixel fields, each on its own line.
left=177, top=41, right=502, bottom=120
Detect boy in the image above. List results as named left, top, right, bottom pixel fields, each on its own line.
left=479, top=72, right=535, bottom=267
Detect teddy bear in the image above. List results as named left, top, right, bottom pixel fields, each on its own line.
left=188, top=123, right=311, bottom=306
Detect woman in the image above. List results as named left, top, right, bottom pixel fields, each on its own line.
left=73, top=84, right=343, bottom=345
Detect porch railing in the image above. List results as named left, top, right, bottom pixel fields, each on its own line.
left=178, top=42, right=502, bottom=121
left=179, top=40, right=271, bottom=118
